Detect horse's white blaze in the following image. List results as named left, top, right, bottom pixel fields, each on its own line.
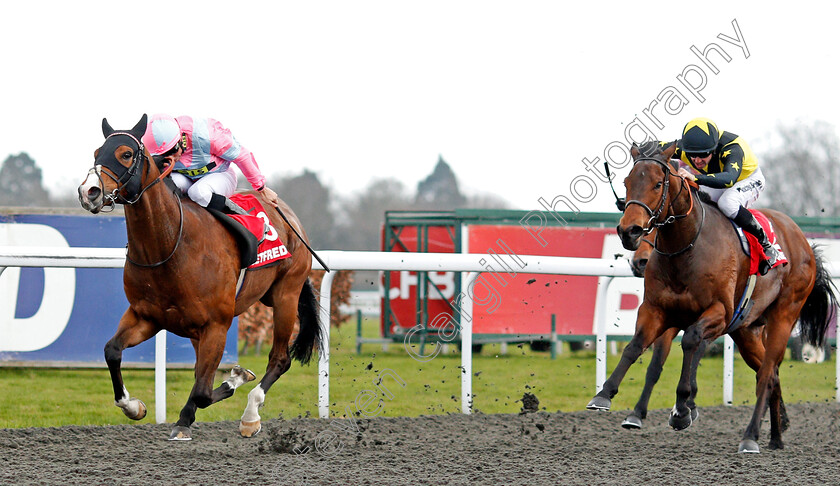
left=78, top=166, right=103, bottom=210
left=241, top=386, right=265, bottom=423
left=79, top=167, right=100, bottom=193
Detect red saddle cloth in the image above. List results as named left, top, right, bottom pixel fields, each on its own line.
left=743, top=209, right=788, bottom=275
left=227, top=194, right=291, bottom=269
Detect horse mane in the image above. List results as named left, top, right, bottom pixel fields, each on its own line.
left=635, top=141, right=664, bottom=158
left=693, top=187, right=715, bottom=206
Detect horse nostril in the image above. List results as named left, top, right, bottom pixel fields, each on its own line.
left=628, top=225, right=643, bottom=239
left=638, top=259, right=648, bottom=271
left=87, top=186, right=102, bottom=199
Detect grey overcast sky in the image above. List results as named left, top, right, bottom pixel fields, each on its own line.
left=1, top=1, right=838, bottom=212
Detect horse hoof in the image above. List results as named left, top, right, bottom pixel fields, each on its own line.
left=240, top=420, right=262, bottom=438
left=621, top=415, right=643, bottom=429
left=669, top=407, right=692, bottom=430
left=168, top=426, right=192, bottom=441
left=586, top=396, right=611, bottom=411
left=120, top=398, right=147, bottom=421
left=738, top=439, right=760, bottom=453
left=232, top=365, right=257, bottom=383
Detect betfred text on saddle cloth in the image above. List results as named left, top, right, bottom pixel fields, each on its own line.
left=227, top=194, right=291, bottom=269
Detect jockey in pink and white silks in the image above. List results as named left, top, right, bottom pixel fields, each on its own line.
left=141, top=114, right=280, bottom=214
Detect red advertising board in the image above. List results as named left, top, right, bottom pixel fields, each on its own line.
left=381, top=225, right=458, bottom=336
left=466, top=224, right=616, bottom=337
left=382, top=222, right=643, bottom=338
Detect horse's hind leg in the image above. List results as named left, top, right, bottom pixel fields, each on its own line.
left=240, top=290, right=299, bottom=438
left=731, top=325, right=790, bottom=431
left=738, top=322, right=795, bottom=453
left=104, top=309, right=159, bottom=421
left=623, top=328, right=677, bottom=429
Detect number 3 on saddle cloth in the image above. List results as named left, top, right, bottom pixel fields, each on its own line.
left=207, top=193, right=291, bottom=270
left=733, top=209, right=789, bottom=276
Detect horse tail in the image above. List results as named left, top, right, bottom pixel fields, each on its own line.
left=290, top=278, right=322, bottom=365
left=799, top=244, right=838, bottom=347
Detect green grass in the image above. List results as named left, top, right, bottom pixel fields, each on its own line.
left=0, top=318, right=836, bottom=428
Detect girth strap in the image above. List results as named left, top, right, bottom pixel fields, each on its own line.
left=726, top=274, right=758, bottom=334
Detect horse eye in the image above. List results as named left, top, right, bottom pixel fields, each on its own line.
left=122, top=151, right=133, bottom=160
left=654, top=182, right=662, bottom=189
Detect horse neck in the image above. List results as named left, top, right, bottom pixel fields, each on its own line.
left=123, top=173, right=182, bottom=265
left=655, top=181, right=703, bottom=255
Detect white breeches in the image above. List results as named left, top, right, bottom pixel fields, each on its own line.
left=698, top=167, right=766, bottom=219
left=171, top=169, right=238, bottom=207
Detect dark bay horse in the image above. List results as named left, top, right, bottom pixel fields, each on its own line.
left=588, top=142, right=836, bottom=453
left=78, top=115, right=321, bottom=440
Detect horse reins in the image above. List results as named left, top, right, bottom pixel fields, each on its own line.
left=97, top=132, right=175, bottom=207
left=625, top=157, right=703, bottom=256
left=125, top=195, right=184, bottom=268
left=94, top=132, right=182, bottom=267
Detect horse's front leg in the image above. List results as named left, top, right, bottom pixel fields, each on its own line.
left=170, top=324, right=241, bottom=441
left=104, top=309, right=159, bottom=421
left=670, top=304, right=725, bottom=430
left=587, top=302, right=666, bottom=411
left=622, top=327, right=678, bottom=429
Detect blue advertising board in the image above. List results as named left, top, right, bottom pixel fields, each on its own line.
left=0, top=212, right=238, bottom=367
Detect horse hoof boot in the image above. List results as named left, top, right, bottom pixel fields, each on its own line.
left=240, top=420, right=262, bottom=438
left=621, top=414, right=643, bottom=429
left=738, top=439, right=760, bottom=453
left=690, top=407, right=699, bottom=423
left=168, top=426, right=192, bottom=441
left=586, top=396, right=611, bottom=411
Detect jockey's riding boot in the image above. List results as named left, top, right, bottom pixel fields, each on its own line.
left=733, top=206, right=781, bottom=275
left=208, top=193, right=249, bottom=216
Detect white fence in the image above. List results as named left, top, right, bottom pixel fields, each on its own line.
left=1, top=246, right=838, bottom=422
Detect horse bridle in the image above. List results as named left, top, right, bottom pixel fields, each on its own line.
left=89, top=132, right=183, bottom=267
left=624, top=157, right=703, bottom=256
left=91, top=132, right=175, bottom=207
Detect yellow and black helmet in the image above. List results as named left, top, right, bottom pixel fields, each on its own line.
left=678, top=118, right=720, bottom=153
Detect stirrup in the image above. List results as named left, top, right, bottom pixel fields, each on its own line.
left=758, top=246, right=780, bottom=275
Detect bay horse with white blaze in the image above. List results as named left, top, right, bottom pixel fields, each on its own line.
left=78, top=115, right=321, bottom=441
left=587, top=142, right=836, bottom=453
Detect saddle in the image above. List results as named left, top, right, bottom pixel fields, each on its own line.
left=725, top=209, right=788, bottom=333
left=728, top=209, right=788, bottom=276
left=206, top=194, right=291, bottom=269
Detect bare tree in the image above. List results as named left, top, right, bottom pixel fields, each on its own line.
left=759, top=120, right=840, bottom=217
left=337, top=177, right=413, bottom=250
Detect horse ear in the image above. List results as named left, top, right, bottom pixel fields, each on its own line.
left=630, top=143, right=641, bottom=160
left=661, top=140, right=677, bottom=160
left=130, top=114, right=148, bottom=140
left=102, top=118, right=114, bottom=138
